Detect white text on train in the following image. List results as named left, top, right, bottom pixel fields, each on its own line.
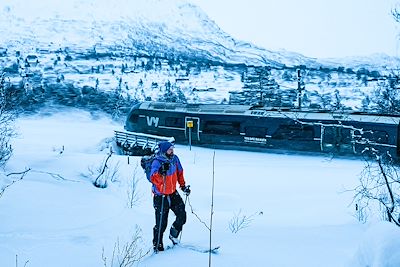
left=146, top=116, right=159, bottom=127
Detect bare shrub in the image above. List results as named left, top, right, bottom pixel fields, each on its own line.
left=353, top=152, right=400, bottom=226
left=81, top=151, right=120, bottom=188
left=0, top=74, right=15, bottom=168
left=229, top=210, right=261, bottom=234
left=15, top=254, right=29, bottom=267
left=0, top=169, right=31, bottom=199
left=127, top=163, right=140, bottom=208
left=393, top=6, right=400, bottom=23
left=354, top=201, right=367, bottom=223
left=102, top=227, right=148, bottom=267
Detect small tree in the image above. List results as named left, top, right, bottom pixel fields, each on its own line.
left=0, top=74, right=14, bottom=168
left=287, top=113, right=400, bottom=227
left=354, top=152, right=400, bottom=226
left=370, top=75, right=400, bottom=114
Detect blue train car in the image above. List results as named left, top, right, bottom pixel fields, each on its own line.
left=115, top=101, right=400, bottom=159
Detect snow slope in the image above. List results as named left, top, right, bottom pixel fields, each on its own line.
left=0, top=108, right=399, bottom=266
left=2, top=0, right=397, bottom=69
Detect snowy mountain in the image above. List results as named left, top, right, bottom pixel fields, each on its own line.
left=2, top=0, right=396, bottom=69
left=1, top=0, right=400, bottom=114
left=0, top=0, right=306, bottom=67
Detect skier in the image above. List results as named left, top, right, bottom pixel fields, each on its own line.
left=149, top=141, right=191, bottom=252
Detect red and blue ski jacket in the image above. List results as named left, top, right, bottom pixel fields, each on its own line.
left=150, top=154, right=185, bottom=195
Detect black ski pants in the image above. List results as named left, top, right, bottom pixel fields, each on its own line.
left=153, top=190, right=187, bottom=246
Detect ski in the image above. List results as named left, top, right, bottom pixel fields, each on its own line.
left=150, top=244, right=177, bottom=254
left=174, top=243, right=220, bottom=254
left=149, top=243, right=220, bottom=256
left=147, top=245, right=172, bottom=257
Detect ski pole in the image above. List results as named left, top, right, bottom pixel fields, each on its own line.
left=179, top=194, right=189, bottom=242
left=156, top=195, right=165, bottom=252
left=156, top=175, right=167, bottom=252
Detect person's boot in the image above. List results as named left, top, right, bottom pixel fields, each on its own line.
left=169, top=225, right=180, bottom=245
left=153, top=241, right=164, bottom=252
left=153, top=228, right=164, bottom=252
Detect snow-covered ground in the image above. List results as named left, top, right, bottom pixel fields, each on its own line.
left=0, top=108, right=399, bottom=267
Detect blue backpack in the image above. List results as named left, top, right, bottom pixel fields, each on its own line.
left=140, top=154, right=156, bottom=181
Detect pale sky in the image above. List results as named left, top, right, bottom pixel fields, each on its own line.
left=190, top=0, right=400, bottom=58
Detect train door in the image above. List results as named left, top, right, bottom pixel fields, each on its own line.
left=321, top=125, right=354, bottom=154
left=185, top=117, right=200, bottom=143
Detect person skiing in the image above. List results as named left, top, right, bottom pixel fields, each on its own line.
left=149, top=141, right=191, bottom=252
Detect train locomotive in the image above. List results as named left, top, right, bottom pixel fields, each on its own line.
left=115, top=101, right=400, bottom=159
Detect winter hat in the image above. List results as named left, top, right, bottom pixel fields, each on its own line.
left=158, top=141, right=174, bottom=153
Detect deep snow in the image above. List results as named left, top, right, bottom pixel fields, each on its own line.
left=0, top=108, right=399, bottom=267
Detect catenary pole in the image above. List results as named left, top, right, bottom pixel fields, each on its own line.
left=208, top=151, right=216, bottom=267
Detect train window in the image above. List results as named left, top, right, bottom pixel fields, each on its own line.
left=340, top=128, right=352, bottom=144
left=363, top=130, right=389, bottom=144
left=272, top=124, right=314, bottom=140
left=323, top=127, right=352, bottom=144
left=165, top=117, right=184, bottom=127
left=245, top=126, right=268, bottom=138
left=129, top=114, right=139, bottom=123
left=203, top=121, right=240, bottom=135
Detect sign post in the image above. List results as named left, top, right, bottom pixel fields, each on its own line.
left=187, top=120, right=193, bottom=151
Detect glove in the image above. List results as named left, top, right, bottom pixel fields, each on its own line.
left=159, top=162, right=170, bottom=176
left=181, top=185, right=191, bottom=196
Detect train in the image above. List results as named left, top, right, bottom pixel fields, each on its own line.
left=114, top=101, right=400, bottom=160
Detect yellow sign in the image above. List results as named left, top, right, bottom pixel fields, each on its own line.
left=187, top=120, right=193, bottom=128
